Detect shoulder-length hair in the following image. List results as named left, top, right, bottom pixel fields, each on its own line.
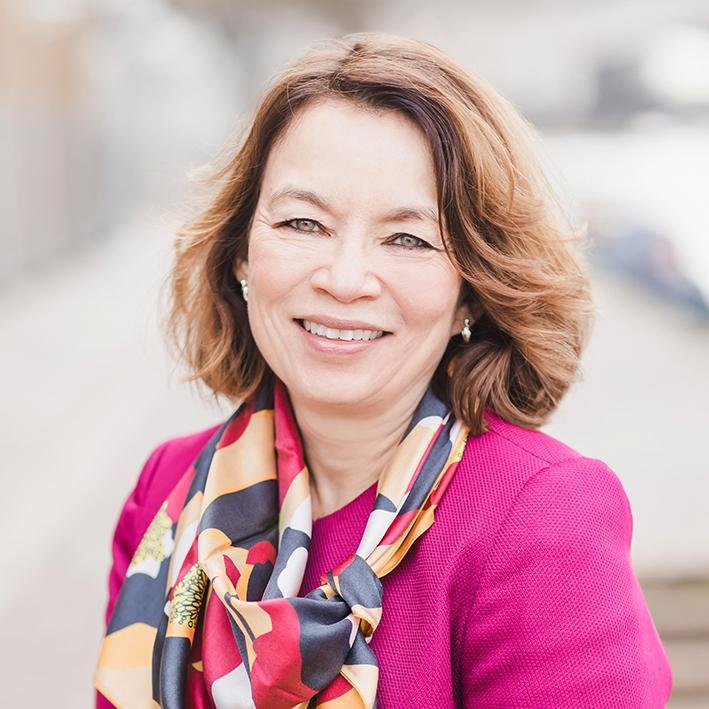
left=165, top=32, right=595, bottom=436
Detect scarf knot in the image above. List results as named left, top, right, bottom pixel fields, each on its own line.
left=323, top=553, right=383, bottom=640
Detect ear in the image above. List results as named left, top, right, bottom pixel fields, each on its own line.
left=450, top=301, right=473, bottom=338
left=234, top=259, right=249, bottom=282
left=450, top=281, right=475, bottom=338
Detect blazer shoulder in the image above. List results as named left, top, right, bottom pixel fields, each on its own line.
left=155, top=422, right=223, bottom=471
left=475, top=409, right=584, bottom=466
left=455, top=408, right=612, bottom=526
left=444, top=410, right=623, bottom=565
left=447, top=413, right=636, bottom=620
left=131, top=422, right=223, bottom=511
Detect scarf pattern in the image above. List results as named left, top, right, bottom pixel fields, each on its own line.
left=94, top=376, right=469, bottom=708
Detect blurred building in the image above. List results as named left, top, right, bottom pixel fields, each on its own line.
left=0, top=1, right=96, bottom=281
left=0, top=0, right=241, bottom=286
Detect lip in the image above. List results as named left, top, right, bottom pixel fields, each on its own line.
left=294, top=318, right=390, bottom=354
left=298, top=314, right=391, bottom=332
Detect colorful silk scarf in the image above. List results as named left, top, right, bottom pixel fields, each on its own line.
left=94, top=375, right=469, bottom=708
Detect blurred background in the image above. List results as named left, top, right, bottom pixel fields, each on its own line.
left=1, top=0, right=707, bottom=705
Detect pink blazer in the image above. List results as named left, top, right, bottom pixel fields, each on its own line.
left=97, top=411, right=672, bottom=707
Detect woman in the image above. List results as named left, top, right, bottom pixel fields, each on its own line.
left=94, top=32, right=672, bottom=708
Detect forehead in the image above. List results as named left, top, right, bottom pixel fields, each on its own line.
left=261, top=97, right=439, bottom=214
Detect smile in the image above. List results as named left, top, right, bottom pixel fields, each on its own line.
left=299, top=319, right=385, bottom=341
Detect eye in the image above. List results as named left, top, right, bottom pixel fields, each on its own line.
left=278, top=218, right=322, bottom=233
left=389, top=233, right=432, bottom=250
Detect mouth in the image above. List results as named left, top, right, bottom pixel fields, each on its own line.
left=294, top=318, right=392, bottom=342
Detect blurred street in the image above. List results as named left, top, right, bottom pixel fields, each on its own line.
left=0, top=214, right=707, bottom=705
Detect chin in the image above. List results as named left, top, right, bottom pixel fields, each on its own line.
left=288, top=373, right=377, bottom=410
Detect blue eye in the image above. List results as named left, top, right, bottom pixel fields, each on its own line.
left=390, top=233, right=432, bottom=250
left=280, top=218, right=321, bottom=233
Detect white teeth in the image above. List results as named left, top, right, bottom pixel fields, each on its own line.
left=302, top=319, right=384, bottom=341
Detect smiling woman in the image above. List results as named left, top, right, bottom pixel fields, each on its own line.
left=94, top=32, right=672, bottom=709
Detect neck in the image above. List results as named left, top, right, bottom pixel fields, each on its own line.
left=288, top=380, right=430, bottom=519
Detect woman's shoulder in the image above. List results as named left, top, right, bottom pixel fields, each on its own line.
left=460, top=408, right=626, bottom=499
left=473, top=408, right=584, bottom=466
left=131, top=422, right=223, bottom=510
left=438, top=408, right=633, bottom=566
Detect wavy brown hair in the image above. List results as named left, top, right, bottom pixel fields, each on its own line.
left=164, top=32, right=595, bottom=436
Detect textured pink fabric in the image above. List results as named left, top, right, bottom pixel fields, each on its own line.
left=97, top=411, right=672, bottom=707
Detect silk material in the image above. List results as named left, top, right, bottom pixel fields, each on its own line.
left=93, top=375, right=468, bottom=708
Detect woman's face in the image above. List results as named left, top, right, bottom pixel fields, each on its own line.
left=238, top=97, right=467, bottom=412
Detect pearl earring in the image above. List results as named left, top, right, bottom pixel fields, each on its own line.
left=461, top=317, right=472, bottom=343
left=239, top=279, right=248, bottom=302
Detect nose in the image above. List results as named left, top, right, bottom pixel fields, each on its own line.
left=310, top=236, right=381, bottom=302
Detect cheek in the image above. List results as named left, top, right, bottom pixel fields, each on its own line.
left=394, top=264, right=461, bottom=332
left=247, top=232, right=307, bottom=301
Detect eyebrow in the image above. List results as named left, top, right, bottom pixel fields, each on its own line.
left=267, top=187, right=440, bottom=227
